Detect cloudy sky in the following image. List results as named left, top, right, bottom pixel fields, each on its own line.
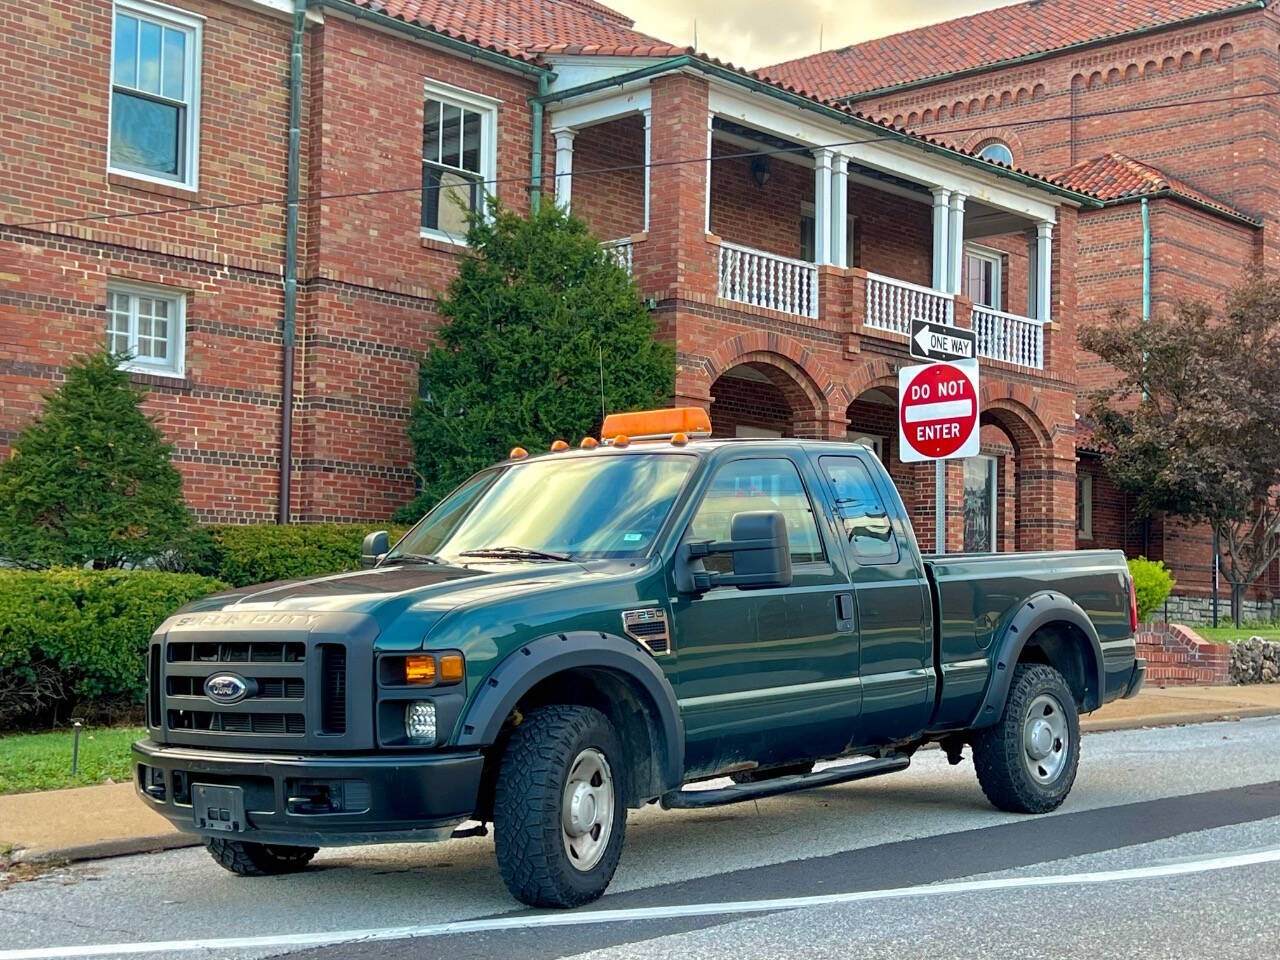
left=606, top=0, right=1014, bottom=69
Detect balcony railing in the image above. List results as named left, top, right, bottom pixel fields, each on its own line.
left=717, top=242, right=818, bottom=319
left=973, top=305, right=1045, bottom=369
left=602, top=237, right=634, bottom=275
left=864, top=272, right=955, bottom=336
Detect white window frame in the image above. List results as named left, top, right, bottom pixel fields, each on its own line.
left=1077, top=472, right=1094, bottom=539
left=106, top=281, right=187, bottom=378
left=421, top=79, right=499, bottom=247
left=108, top=0, right=203, bottom=191
left=964, top=454, right=999, bottom=553
left=965, top=244, right=1004, bottom=310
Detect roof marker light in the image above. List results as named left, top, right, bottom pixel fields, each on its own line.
left=580, top=437, right=600, bottom=449
left=671, top=432, right=689, bottom=446
left=550, top=439, right=570, bottom=452
left=612, top=434, right=631, bottom=448
left=509, top=446, right=529, bottom=460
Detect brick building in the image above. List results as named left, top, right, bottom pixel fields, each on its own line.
left=764, top=0, right=1280, bottom=619
left=2, top=0, right=1214, bottom=582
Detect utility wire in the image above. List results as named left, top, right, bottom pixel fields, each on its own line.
left=3, top=86, right=1275, bottom=231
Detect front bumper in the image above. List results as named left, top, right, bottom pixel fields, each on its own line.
left=133, top=739, right=483, bottom=847
left=1122, top=657, right=1147, bottom=699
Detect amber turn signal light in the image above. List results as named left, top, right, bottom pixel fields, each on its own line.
left=404, top=655, right=436, bottom=684
left=438, top=653, right=465, bottom=684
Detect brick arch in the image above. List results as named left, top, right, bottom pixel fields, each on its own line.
left=704, top=337, right=835, bottom=422
left=1125, top=63, right=1140, bottom=80
left=1032, top=83, right=1046, bottom=99
left=1106, top=67, right=1122, bottom=83
left=1143, top=60, right=1159, bottom=76
left=1217, top=42, right=1234, bottom=61
left=959, top=126, right=1026, bottom=161
left=976, top=392, right=1069, bottom=551
left=1199, top=47, right=1215, bottom=65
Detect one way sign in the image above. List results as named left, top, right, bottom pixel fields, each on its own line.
left=909, top=318, right=976, bottom=364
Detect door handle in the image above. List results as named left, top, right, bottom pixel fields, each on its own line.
left=836, top=592, right=855, bottom=631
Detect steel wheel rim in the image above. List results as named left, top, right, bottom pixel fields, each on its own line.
left=561, top=747, right=615, bottom=872
left=1022, top=692, right=1069, bottom=785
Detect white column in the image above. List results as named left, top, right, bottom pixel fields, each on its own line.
left=1026, top=228, right=1038, bottom=317
left=704, top=113, right=714, bottom=233
left=642, top=108, right=652, bottom=233
left=553, top=128, right=575, bottom=211
left=813, top=147, right=833, bottom=265
left=931, top=188, right=951, bottom=290
left=947, top=191, right=966, bottom=295
left=1036, top=220, right=1053, bottom=323
left=830, top=154, right=849, bottom=268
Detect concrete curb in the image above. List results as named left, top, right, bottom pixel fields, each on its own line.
left=1082, top=705, right=1280, bottom=734
left=9, top=832, right=201, bottom=866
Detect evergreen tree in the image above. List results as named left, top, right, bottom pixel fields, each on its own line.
left=0, top=351, right=196, bottom=568
left=396, top=202, right=675, bottom=521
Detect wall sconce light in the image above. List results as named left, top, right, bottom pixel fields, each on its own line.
left=750, top=155, right=772, bottom=187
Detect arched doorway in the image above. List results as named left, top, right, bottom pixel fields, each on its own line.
left=708, top=356, right=824, bottom=438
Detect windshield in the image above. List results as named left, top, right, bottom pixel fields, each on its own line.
left=391, top=454, right=696, bottom=562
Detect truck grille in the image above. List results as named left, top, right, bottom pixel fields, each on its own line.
left=147, top=612, right=376, bottom=751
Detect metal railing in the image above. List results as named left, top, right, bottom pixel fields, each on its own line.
left=602, top=237, right=634, bottom=274
left=717, top=241, right=819, bottom=318
left=864, top=272, right=954, bottom=335
left=973, top=305, right=1045, bottom=369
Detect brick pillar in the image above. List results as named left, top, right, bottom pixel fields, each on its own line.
left=634, top=75, right=717, bottom=304
left=1048, top=205, right=1077, bottom=384
left=1016, top=450, right=1078, bottom=551
left=794, top=415, right=850, bottom=440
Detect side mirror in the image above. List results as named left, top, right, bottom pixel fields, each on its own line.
left=361, top=530, right=389, bottom=568
left=685, top=510, right=792, bottom=592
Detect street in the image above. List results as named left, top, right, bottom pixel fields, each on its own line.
left=2, top=716, right=1278, bottom=959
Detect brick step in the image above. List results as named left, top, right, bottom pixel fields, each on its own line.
left=1138, top=649, right=1192, bottom=666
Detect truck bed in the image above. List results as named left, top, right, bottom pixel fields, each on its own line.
left=923, top=549, right=1134, bottom=729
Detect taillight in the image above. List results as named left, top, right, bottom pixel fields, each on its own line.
left=1127, top=576, right=1139, bottom=633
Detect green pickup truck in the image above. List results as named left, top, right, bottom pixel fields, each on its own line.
left=134, top=408, right=1145, bottom=907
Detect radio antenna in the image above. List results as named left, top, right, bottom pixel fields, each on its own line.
left=599, top=344, right=607, bottom=426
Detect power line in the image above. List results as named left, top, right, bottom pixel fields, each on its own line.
left=4, top=86, right=1275, bottom=231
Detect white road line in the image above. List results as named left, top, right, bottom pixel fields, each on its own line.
left=4, top=846, right=1278, bottom=960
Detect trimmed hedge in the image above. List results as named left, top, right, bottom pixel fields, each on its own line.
left=199, top=524, right=409, bottom=588
left=0, top=569, right=228, bottom=729
left=1129, top=556, right=1176, bottom=623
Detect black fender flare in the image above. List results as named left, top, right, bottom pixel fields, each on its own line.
left=972, top=592, right=1106, bottom=729
left=455, top=631, right=684, bottom=791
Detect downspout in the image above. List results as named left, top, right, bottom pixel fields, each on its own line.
left=1141, top=197, right=1151, bottom=323
left=280, top=0, right=305, bottom=524
left=530, top=74, right=549, bottom=212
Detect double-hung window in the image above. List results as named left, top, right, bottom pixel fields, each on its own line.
left=110, top=1, right=202, bottom=189
left=965, top=245, right=1003, bottom=309
left=421, top=82, right=497, bottom=243
left=107, top=283, right=186, bottom=377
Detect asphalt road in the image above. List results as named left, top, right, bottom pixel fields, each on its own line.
left=2, top=717, right=1279, bottom=959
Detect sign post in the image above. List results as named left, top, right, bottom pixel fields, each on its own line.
left=898, top=359, right=981, bottom=555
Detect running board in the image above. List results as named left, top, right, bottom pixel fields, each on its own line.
left=660, top=754, right=911, bottom=810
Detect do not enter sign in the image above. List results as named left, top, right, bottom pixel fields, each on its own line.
left=898, top=359, right=980, bottom=462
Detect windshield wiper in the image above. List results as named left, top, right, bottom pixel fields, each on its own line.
left=382, top=552, right=443, bottom=565
left=456, top=545, right=573, bottom=562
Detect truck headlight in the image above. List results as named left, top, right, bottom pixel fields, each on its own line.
left=405, top=701, right=437, bottom=742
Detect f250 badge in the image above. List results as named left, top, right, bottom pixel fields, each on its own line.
left=204, top=673, right=250, bottom=704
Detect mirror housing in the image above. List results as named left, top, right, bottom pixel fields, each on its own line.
left=361, top=530, right=390, bottom=568
left=685, top=510, right=792, bottom=592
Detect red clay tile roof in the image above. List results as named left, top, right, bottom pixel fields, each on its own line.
left=1056, top=152, right=1257, bottom=222
left=760, top=0, right=1261, bottom=99
left=347, top=0, right=687, bottom=63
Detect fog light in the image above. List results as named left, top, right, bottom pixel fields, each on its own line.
left=405, top=701, right=437, bottom=742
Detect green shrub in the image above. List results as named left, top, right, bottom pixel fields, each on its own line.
left=0, top=569, right=227, bottom=729
left=200, top=524, right=409, bottom=588
left=1128, top=556, right=1176, bottom=622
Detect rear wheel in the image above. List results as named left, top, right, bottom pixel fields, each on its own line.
left=205, top=838, right=317, bottom=876
left=972, top=663, right=1080, bottom=814
left=492, top=704, right=627, bottom=908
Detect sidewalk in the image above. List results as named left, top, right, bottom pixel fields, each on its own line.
left=3, top=684, right=1279, bottom=866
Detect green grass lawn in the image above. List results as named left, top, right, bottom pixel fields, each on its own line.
left=0, top=726, right=143, bottom=796
left=1195, top=625, right=1280, bottom=644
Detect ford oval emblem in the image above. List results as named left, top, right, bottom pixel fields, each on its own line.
left=204, top=673, right=249, bottom=705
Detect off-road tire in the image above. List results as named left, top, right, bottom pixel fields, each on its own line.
left=205, top=838, right=318, bottom=876
left=492, top=704, right=627, bottom=908
left=972, top=662, right=1080, bottom=814
left=730, top=761, right=814, bottom=784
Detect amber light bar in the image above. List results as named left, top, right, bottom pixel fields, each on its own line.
left=601, top=407, right=712, bottom=442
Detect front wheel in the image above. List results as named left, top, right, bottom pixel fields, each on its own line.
left=972, top=663, right=1080, bottom=814
left=492, top=704, right=627, bottom=908
left=205, top=838, right=317, bottom=876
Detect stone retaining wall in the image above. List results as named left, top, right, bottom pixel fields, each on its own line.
left=1229, top=639, right=1280, bottom=685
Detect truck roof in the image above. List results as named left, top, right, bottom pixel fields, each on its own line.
left=516, top=436, right=877, bottom=463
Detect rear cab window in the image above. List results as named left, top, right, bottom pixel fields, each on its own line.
left=817, top=455, right=900, bottom=564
